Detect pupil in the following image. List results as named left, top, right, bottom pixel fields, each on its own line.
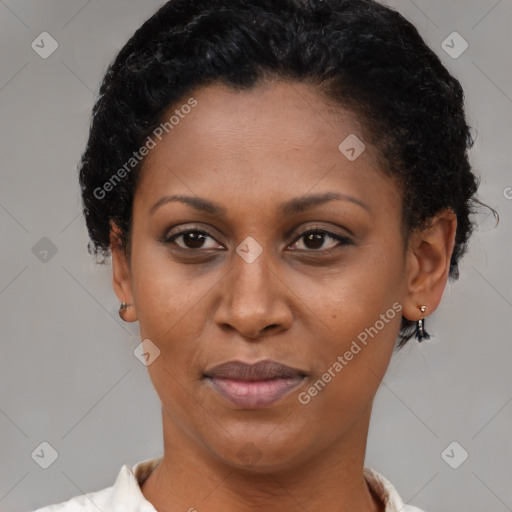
left=184, top=232, right=205, bottom=249
left=305, top=232, right=324, bottom=249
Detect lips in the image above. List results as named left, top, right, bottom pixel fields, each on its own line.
left=203, top=359, right=307, bottom=409
left=205, top=359, right=307, bottom=381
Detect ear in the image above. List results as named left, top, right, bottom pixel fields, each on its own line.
left=110, top=222, right=137, bottom=322
left=402, top=209, right=457, bottom=322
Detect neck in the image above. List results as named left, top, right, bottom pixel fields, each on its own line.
left=141, top=403, right=383, bottom=512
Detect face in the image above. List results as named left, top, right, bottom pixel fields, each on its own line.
left=113, top=80, right=414, bottom=471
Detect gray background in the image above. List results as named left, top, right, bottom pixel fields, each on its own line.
left=0, top=1, right=511, bottom=511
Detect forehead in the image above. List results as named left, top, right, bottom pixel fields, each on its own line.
left=151, top=80, right=361, bottom=155
left=134, top=80, right=401, bottom=222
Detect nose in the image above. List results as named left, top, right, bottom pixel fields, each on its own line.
left=213, top=247, right=293, bottom=340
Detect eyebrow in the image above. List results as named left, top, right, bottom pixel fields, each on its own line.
left=149, top=191, right=371, bottom=217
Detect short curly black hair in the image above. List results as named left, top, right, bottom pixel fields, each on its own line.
left=79, top=0, right=485, bottom=347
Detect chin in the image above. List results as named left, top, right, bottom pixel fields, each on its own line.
left=205, top=429, right=317, bottom=474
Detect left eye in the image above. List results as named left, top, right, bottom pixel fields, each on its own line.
left=289, top=229, right=351, bottom=252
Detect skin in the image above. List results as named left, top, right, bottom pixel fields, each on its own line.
left=110, top=79, right=457, bottom=512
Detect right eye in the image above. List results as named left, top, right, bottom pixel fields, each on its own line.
left=163, top=228, right=224, bottom=251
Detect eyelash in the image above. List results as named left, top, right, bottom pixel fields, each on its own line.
left=161, top=226, right=353, bottom=255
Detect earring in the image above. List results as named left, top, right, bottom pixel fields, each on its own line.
left=415, top=305, right=430, bottom=342
left=119, top=301, right=132, bottom=321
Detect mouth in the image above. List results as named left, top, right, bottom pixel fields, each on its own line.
left=203, top=359, right=308, bottom=409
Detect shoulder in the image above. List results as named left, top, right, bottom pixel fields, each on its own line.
left=30, top=485, right=114, bottom=512
left=29, top=456, right=162, bottom=512
left=363, top=466, right=428, bottom=512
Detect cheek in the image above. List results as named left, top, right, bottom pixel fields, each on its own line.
left=295, top=239, right=404, bottom=390
left=297, top=297, right=401, bottom=426
left=297, top=237, right=404, bottom=335
left=130, top=239, right=214, bottom=337
left=130, top=253, right=227, bottom=408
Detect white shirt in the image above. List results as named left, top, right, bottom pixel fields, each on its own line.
left=32, top=456, right=426, bottom=512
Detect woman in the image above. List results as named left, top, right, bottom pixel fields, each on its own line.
left=33, top=0, right=483, bottom=510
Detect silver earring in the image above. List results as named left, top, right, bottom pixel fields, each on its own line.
left=415, top=305, right=430, bottom=342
